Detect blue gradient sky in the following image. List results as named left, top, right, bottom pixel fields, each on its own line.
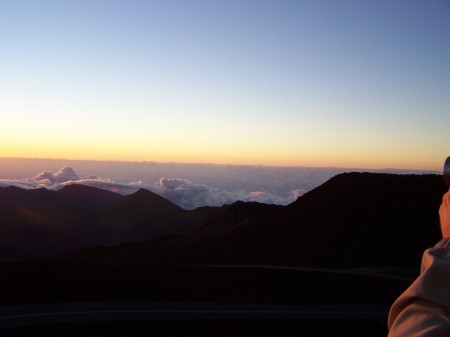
left=1, top=0, right=449, bottom=170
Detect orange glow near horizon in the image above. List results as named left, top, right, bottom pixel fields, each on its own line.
left=0, top=123, right=444, bottom=171
left=0, top=142, right=443, bottom=172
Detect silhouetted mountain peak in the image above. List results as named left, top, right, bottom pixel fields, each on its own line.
left=120, top=188, right=183, bottom=214
left=130, top=188, right=163, bottom=199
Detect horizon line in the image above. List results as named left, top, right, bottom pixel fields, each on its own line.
left=0, top=156, right=440, bottom=174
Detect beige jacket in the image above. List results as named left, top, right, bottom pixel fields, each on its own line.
left=388, top=237, right=450, bottom=336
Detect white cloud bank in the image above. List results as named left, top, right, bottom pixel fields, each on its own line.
left=0, top=167, right=304, bottom=209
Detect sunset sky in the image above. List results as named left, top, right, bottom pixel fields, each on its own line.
left=1, top=0, right=449, bottom=170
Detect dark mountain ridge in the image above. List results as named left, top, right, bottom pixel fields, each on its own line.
left=0, top=173, right=447, bottom=267
left=56, top=173, right=447, bottom=268
left=0, top=185, right=188, bottom=261
left=0, top=184, right=123, bottom=208
left=282, top=173, right=445, bottom=265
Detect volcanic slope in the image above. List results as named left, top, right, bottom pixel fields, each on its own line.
left=0, top=185, right=198, bottom=261
left=70, top=173, right=447, bottom=268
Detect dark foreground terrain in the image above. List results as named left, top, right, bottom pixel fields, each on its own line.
left=2, top=319, right=388, bottom=337
left=0, top=172, right=446, bottom=336
left=0, top=262, right=410, bottom=305
left=0, top=262, right=409, bottom=336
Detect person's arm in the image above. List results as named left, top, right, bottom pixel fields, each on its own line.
left=440, top=188, right=450, bottom=238
left=388, top=189, right=450, bottom=336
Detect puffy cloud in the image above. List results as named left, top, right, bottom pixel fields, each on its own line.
left=32, top=166, right=80, bottom=185
left=56, top=166, right=80, bottom=181
left=32, top=171, right=55, bottom=183
left=158, top=177, right=192, bottom=190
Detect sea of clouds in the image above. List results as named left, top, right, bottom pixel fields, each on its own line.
left=0, top=166, right=304, bottom=209
left=0, top=159, right=437, bottom=210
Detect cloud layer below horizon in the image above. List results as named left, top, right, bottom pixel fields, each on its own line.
left=0, top=166, right=303, bottom=209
